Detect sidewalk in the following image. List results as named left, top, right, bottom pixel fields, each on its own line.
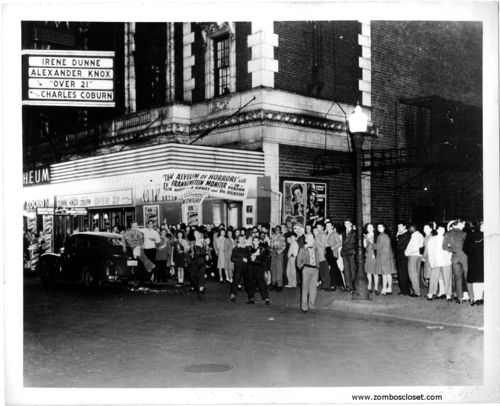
left=269, top=283, right=484, bottom=330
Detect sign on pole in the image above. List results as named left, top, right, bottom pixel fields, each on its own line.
left=22, top=50, right=115, bottom=107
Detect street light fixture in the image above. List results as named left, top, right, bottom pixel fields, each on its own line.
left=347, top=104, right=371, bottom=300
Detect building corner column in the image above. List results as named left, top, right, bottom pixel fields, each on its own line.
left=248, top=21, right=278, bottom=88
left=263, top=141, right=280, bottom=226
left=183, top=22, right=195, bottom=103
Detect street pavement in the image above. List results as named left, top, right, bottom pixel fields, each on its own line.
left=23, top=276, right=483, bottom=388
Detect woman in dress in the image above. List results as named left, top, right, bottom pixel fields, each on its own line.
left=224, top=229, right=236, bottom=283
left=364, top=223, right=378, bottom=294
left=214, top=228, right=228, bottom=283
left=375, top=223, right=396, bottom=295
left=173, top=230, right=190, bottom=286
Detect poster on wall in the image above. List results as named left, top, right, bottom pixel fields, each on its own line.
left=283, top=181, right=306, bottom=227
left=182, top=204, right=200, bottom=226
left=306, top=182, right=327, bottom=226
left=143, top=205, right=159, bottom=226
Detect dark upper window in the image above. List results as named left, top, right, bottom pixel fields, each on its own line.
left=214, top=35, right=230, bottom=96
left=135, top=23, right=167, bottom=109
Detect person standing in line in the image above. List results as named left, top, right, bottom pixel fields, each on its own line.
left=246, top=236, right=271, bottom=305
left=293, top=225, right=306, bottom=248
left=37, top=231, right=47, bottom=255
left=229, top=235, right=250, bottom=302
left=293, top=225, right=306, bottom=285
left=270, top=226, right=286, bottom=292
left=142, top=220, right=161, bottom=277
left=173, top=230, right=189, bottom=286
left=313, top=223, right=332, bottom=292
left=364, top=223, right=378, bottom=294
left=405, top=224, right=424, bottom=297
left=155, top=228, right=172, bottom=283
left=421, top=223, right=434, bottom=288
left=244, top=229, right=253, bottom=247
left=325, top=221, right=343, bottom=291
left=443, top=219, right=469, bottom=303
left=189, top=229, right=208, bottom=300
left=426, top=224, right=453, bottom=301
left=395, top=222, right=412, bottom=296
left=467, top=222, right=484, bottom=306
left=285, top=233, right=299, bottom=288
left=297, top=233, right=320, bottom=313
left=123, top=221, right=156, bottom=280
left=341, top=219, right=356, bottom=292
left=375, top=223, right=395, bottom=295
left=214, top=228, right=228, bottom=283
left=224, top=229, right=236, bottom=283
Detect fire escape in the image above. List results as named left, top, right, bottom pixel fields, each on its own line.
left=312, top=96, right=483, bottom=220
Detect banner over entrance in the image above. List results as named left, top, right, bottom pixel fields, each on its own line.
left=141, top=170, right=251, bottom=204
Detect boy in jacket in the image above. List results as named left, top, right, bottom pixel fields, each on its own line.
left=246, top=236, right=270, bottom=305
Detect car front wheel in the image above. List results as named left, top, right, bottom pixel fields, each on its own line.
left=82, top=267, right=98, bottom=289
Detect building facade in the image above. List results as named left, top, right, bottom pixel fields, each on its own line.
left=22, top=20, right=482, bottom=249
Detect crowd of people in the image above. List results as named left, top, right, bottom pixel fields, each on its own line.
left=23, top=230, right=48, bottom=272
left=115, top=217, right=484, bottom=311
left=24, top=217, right=485, bottom=311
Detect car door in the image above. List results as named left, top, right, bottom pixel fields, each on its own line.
left=64, top=235, right=89, bottom=279
left=61, top=236, right=78, bottom=279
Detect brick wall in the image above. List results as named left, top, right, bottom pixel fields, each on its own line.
left=371, top=21, right=482, bottom=150
left=370, top=21, right=483, bottom=227
left=279, top=144, right=355, bottom=225
left=235, top=22, right=252, bottom=92
left=274, top=21, right=361, bottom=104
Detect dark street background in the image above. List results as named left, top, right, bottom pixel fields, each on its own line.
left=23, top=277, right=483, bottom=388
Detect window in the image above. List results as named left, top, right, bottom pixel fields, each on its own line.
left=214, top=35, right=230, bottom=96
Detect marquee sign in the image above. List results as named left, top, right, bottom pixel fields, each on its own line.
left=22, top=50, right=115, bottom=107
left=56, top=189, right=133, bottom=208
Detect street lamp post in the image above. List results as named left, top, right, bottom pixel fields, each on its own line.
left=347, top=105, right=370, bottom=300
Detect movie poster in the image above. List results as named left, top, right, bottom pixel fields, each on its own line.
left=306, top=182, right=327, bottom=226
left=283, top=181, right=306, bottom=227
left=143, top=205, right=159, bottom=226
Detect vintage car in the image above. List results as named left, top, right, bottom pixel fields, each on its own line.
left=37, top=232, right=139, bottom=288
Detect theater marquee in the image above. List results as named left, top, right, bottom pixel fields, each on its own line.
left=22, top=49, right=115, bottom=107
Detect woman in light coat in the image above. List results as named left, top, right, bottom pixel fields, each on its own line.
left=214, top=229, right=228, bottom=282
left=224, top=229, right=236, bottom=283
left=426, top=224, right=453, bottom=301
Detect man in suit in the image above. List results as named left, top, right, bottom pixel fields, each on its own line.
left=297, top=233, right=320, bottom=313
left=395, top=222, right=412, bottom=296
left=341, top=219, right=357, bottom=292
